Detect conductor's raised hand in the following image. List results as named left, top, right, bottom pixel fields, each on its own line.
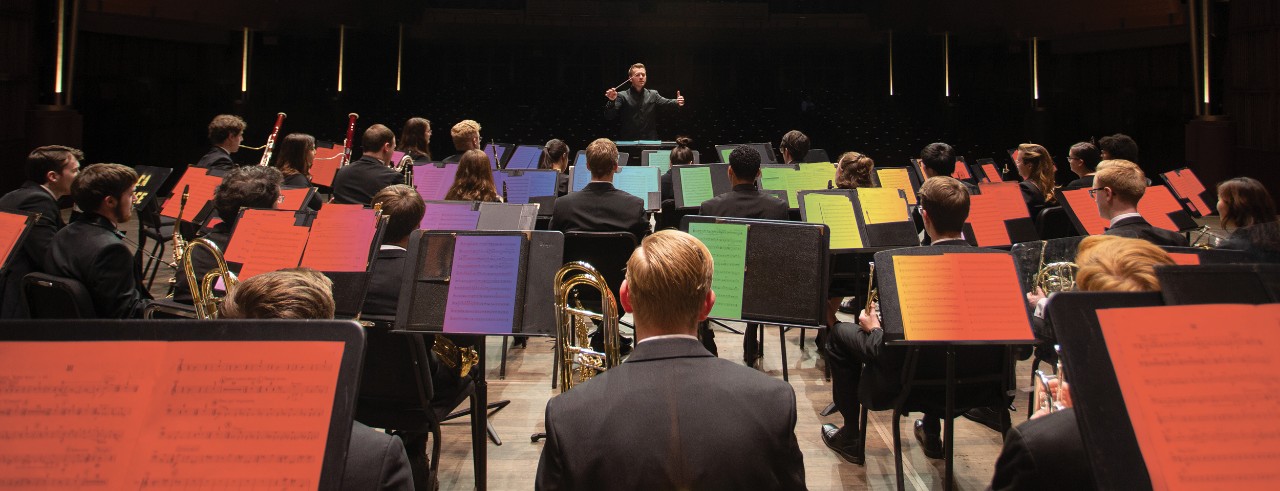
left=605, top=88, right=618, bottom=101
left=676, top=90, right=685, bottom=107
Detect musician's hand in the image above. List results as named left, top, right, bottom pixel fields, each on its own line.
left=676, top=90, right=685, bottom=107
left=1026, top=287, right=1046, bottom=307
left=605, top=88, right=618, bottom=101
left=857, top=306, right=880, bottom=333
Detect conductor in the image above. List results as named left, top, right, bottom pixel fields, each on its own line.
left=604, top=63, right=685, bottom=141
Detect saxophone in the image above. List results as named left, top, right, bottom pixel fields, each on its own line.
left=164, top=185, right=190, bottom=298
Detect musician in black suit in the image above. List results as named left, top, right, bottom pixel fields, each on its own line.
left=914, top=143, right=977, bottom=245
left=779, top=130, right=810, bottom=165
left=658, top=136, right=695, bottom=202
left=331, top=124, right=402, bottom=205
left=697, top=144, right=789, bottom=363
left=603, top=63, right=684, bottom=141
left=274, top=132, right=324, bottom=211
left=1092, top=159, right=1188, bottom=247
left=536, top=230, right=806, bottom=491
left=822, top=177, right=1003, bottom=463
left=989, top=409, right=1093, bottom=491
left=1063, top=141, right=1101, bottom=190
left=442, top=119, right=481, bottom=163
left=172, top=166, right=281, bottom=304
left=538, top=139, right=571, bottom=196
left=0, top=146, right=81, bottom=318
left=45, top=164, right=151, bottom=318
left=343, top=422, right=415, bottom=491
left=194, top=114, right=245, bottom=170
left=549, top=138, right=650, bottom=240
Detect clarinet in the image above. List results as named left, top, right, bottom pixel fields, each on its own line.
left=341, top=112, right=359, bottom=167
left=257, top=112, right=287, bottom=166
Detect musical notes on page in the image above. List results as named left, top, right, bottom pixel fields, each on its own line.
left=411, top=164, right=459, bottom=201
left=224, top=209, right=308, bottom=280
left=967, top=183, right=1026, bottom=247
left=1059, top=188, right=1109, bottom=235
left=981, top=163, right=1004, bottom=183
left=1162, top=168, right=1211, bottom=216
left=875, top=168, right=917, bottom=205
left=421, top=202, right=480, bottom=231
left=442, top=235, right=522, bottom=334
left=856, top=188, right=911, bottom=225
left=1137, top=185, right=1184, bottom=233
left=276, top=187, right=312, bottom=212
left=688, top=222, right=748, bottom=320
left=612, top=166, right=662, bottom=209
left=159, top=169, right=223, bottom=220
left=309, top=146, right=345, bottom=188
left=678, top=166, right=715, bottom=208
left=892, top=253, right=1033, bottom=341
left=802, top=193, right=863, bottom=249
left=300, top=204, right=376, bottom=272
left=1096, top=304, right=1280, bottom=490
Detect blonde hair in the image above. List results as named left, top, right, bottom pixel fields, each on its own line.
left=221, top=268, right=335, bottom=319
left=1074, top=235, right=1174, bottom=292
left=1094, top=159, right=1146, bottom=204
left=1017, top=143, right=1057, bottom=204
left=625, top=230, right=713, bottom=332
left=450, top=119, right=481, bottom=151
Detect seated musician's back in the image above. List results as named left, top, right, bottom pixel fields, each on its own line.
left=698, top=144, right=789, bottom=220
left=173, top=166, right=282, bottom=304
left=536, top=230, right=806, bottom=491
left=331, top=124, right=402, bottom=205
left=0, top=145, right=81, bottom=318
left=549, top=138, right=649, bottom=240
left=1094, top=159, right=1188, bottom=247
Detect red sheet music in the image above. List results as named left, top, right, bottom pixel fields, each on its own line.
left=891, top=253, right=1033, bottom=341
left=224, top=209, right=309, bottom=280
left=967, top=183, right=1029, bottom=247
left=299, top=204, right=377, bottom=273
left=1136, top=185, right=1183, bottom=232
left=277, top=188, right=312, bottom=212
left=1162, top=168, right=1212, bottom=217
left=0, top=340, right=344, bottom=489
left=952, top=160, right=971, bottom=180
left=160, top=168, right=223, bottom=220
left=0, top=211, right=31, bottom=269
left=1167, top=252, right=1201, bottom=266
left=982, top=163, right=1004, bottom=183
left=1059, top=188, right=1110, bottom=235
left=1096, top=304, right=1280, bottom=490
left=310, top=146, right=345, bottom=188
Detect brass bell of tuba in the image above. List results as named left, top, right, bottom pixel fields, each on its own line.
left=181, top=238, right=238, bottom=319
left=553, top=261, right=621, bottom=391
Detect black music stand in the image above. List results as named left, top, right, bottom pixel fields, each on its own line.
left=1159, top=245, right=1254, bottom=264
left=1153, top=263, right=1280, bottom=305
left=798, top=189, right=919, bottom=251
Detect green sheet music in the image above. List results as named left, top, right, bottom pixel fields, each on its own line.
left=802, top=193, right=863, bottom=249
left=719, top=148, right=733, bottom=164
left=647, top=152, right=672, bottom=174
left=678, top=167, right=715, bottom=208
left=759, top=165, right=835, bottom=207
left=688, top=222, right=748, bottom=320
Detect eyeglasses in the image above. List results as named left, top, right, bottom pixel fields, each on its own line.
left=1088, top=187, right=1108, bottom=198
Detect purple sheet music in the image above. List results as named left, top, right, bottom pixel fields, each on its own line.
left=442, top=235, right=522, bottom=334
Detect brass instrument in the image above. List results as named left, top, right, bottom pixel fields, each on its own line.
left=341, top=113, right=359, bottom=167
left=1190, top=225, right=1227, bottom=249
left=432, top=337, right=480, bottom=378
left=554, top=261, right=621, bottom=391
left=257, top=112, right=287, bottom=166
left=165, top=185, right=191, bottom=297
left=1033, top=241, right=1079, bottom=294
left=181, top=238, right=238, bottom=319
left=864, top=261, right=881, bottom=322
left=392, top=152, right=415, bottom=184
left=1032, top=345, right=1067, bottom=414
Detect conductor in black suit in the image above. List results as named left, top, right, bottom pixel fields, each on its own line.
left=1092, top=159, right=1188, bottom=247
left=195, top=114, right=245, bottom=170
left=0, top=145, right=81, bottom=318
left=536, top=230, right=806, bottom=491
left=331, top=124, right=403, bottom=205
left=603, top=63, right=685, bottom=141
left=549, top=138, right=650, bottom=240
left=697, top=144, right=789, bottom=362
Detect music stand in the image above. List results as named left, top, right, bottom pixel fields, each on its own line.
left=875, top=166, right=921, bottom=207
left=133, top=165, right=174, bottom=211
left=1055, top=188, right=1111, bottom=236
left=670, top=164, right=731, bottom=209
left=492, top=169, right=559, bottom=204
left=278, top=186, right=318, bottom=212
left=567, top=165, right=661, bottom=210
left=1158, top=245, right=1254, bottom=265
left=715, top=143, right=776, bottom=164
left=482, top=143, right=513, bottom=169
left=1160, top=167, right=1213, bottom=217
left=963, top=182, right=1039, bottom=248
left=572, top=150, right=629, bottom=170
left=641, top=149, right=701, bottom=174
left=1010, top=236, right=1085, bottom=293
left=1153, top=263, right=1280, bottom=305
left=759, top=163, right=835, bottom=209
left=0, top=319, right=365, bottom=491
left=799, top=189, right=918, bottom=251
left=613, top=141, right=670, bottom=166
left=0, top=210, right=37, bottom=274
left=311, top=143, right=345, bottom=188
left=410, top=163, right=460, bottom=201
left=971, top=158, right=1005, bottom=184
left=502, top=145, right=543, bottom=170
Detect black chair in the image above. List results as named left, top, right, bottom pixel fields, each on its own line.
left=23, top=272, right=95, bottom=319
left=1035, top=206, right=1076, bottom=240
left=136, top=199, right=177, bottom=291
left=561, top=231, right=639, bottom=315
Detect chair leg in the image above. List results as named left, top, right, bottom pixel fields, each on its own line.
left=858, top=405, right=869, bottom=459
left=799, top=328, right=806, bottom=350
left=430, top=426, right=442, bottom=491
left=499, top=337, right=508, bottom=380
left=893, top=411, right=905, bottom=491
left=778, top=326, right=789, bottom=382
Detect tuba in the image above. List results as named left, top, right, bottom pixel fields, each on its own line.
left=1033, top=241, right=1079, bottom=294
left=554, top=261, right=621, bottom=391
left=181, top=238, right=238, bottom=319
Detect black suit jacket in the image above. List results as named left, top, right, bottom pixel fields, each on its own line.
left=0, top=182, right=66, bottom=318
left=341, top=422, right=414, bottom=491
left=699, top=184, right=790, bottom=220
left=988, top=409, right=1094, bottom=491
left=549, top=182, right=649, bottom=239
left=331, top=156, right=402, bottom=205
left=659, top=171, right=674, bottom=202
left=1018, top=180, right=1049, bottom=217
left=536, top=337, right=806, bottom=491
left=283, top=172, right=324, bottom=211
left=1063, top=175, right=1094, bottom=190
left=1105, top=215, right=1189, bottom=247
left=195, top=146, right=236, bottom=170
left=603, top=87, right=679, bottom=141
left=171, top=222, right=232, bottom=305
left=44, top=212, right=151, bottom=318
left=362, top=247, right=406, bottom=317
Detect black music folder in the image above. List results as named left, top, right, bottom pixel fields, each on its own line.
left=133, top=165, right=175, bottom=211
left=1153, top=263, right=1280, bottom=305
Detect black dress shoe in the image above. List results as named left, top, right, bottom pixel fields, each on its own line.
left=962, top=405, right=1010, bottom=434
left=821, top=424, right=864, bottom=465
left=913, top=419, right=943, bottom=459
left=838, top=297, right=859, bottom=314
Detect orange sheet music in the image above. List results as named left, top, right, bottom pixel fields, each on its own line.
left=310, top=146, right=345, bottom=188
left=967, top=184, right=1029, bottom=247
left=1059, top=188, right=1110, bottom=235
left=1096, top=304, right=1280, bottom=491
left=299, top=204, right=376, bottom=273
left=1167, top=252, right=1200, bottom=266
left=876, top=168, right=917, bottom=205
left=277, top=188, right=312, bottom=211
left=1163, top=168, right=1212, bottom=216
left=892, top=253, right=1033, bottom=341
left=0, top=211, right=30, bottom=269
left=982, top=163, right=1004, bottom=183
left=160, top=168, right=223, bottom=220
left=952, top=160, right=971, bottom=180
left=224, top=209, right=309, bottom=280
left=1137, top=185, right=1184, bottom=232
left=0, top=340, right=343, bottom=490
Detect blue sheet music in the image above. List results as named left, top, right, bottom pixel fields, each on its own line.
left=443, top=235, right=522, bottom=334
left=569, top=166, right=659, bottom=208
left=483, top=144, right=506, bottom=169
left=493, top=170, right=558, bottom=204
left=505, top=146, right=542, bottom=170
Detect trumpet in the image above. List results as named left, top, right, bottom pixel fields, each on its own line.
left=1190, top=225, right=1228, bottom=249
left=182, top=238, right=238, bottom=319
left=554, top=261, right=621, bottom=391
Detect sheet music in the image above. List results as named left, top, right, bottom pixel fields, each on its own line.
left=688, top=222, right=748, bottom=320
left=421, top=202, right=479, bottom=231
left=224, top=209, right=308, bottom=280
left=1167, top=252, right=1201, bottom=266
left=892, top=253, right=1033, bottom=341
left=276, top=187, right=312, bottom=212
left=159, top=169, right=223, bottom=220
left=0, top=340, right=343, bottom=490
left=442, top=235, right=522, bottom=334
left=952, top=159, right=971, bottom=179
left=504, top=146, right=542, bottom=170
left=981, top=163, right=1004, bottom=183
left=410, top=165, right=459, bottom=201
left=967, top=183, right=1026, bottom=247
left=857, top=188, right=911, bottom=225
left=309, top=146, right=345, bottom=188
left=494, top=171, right=557, bottom=205
left=1137, top=186, right=1184, bottom=232
left=646, top=152, right=672, bottom=174
left=759, top=167, right=791, bottom=206
left=1060, top=188, right=1110, bottom=235
left=569, top=166, right=591, bottom=193
left=0, top=211, right=29, bottom=269
left=678, top=166, right=715, bottom=208
left=1096, top=304, right=1280, bottom=490
left=803, top=193, right=863, bottom=249
left=300, top=204, right=376, bottom=272
left=477, top=203, right=536, bottom=231
left=482, top=144, right=506, bottom=169
left=1163, top=169, right=1211, bottom=216
left=875, top=168, right=918, bottom=205
left=612, top=166, right=661, bottom=209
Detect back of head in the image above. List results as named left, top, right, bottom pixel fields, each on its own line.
left=372, top=184, right=425, bottom=244
left=208, top=114, right=246, bottom=145
left=539, top=139, right=570, bottom=171
left=71, top=163, right=138, bottom=213
left=919, top=142, right=955, bottom=176
left=670, top=136, right=694, bottom=166
left=625, top=230, right=713, bottom=333
left=274, top=133, right=315, bottom=176
left=451, top=120, right=481, bottom=151
left=1217, top=177, right=1278, bottom=229
left=727, top=145, right=762, bottom=180
left=1098, top=133, right=1139, bottom=162
left=214, top=166, right=283, bottom=224
left=399, top=117, right=431, bottom=156
left=918, top=176, right=970, bottom=235
left=835, top=151, right=874, bottom=189
left=1070, top=142, right=1101, bottom=172
left=1074, top=235, right=1173, bottom=292
left=221, top=268, right=335, bottom=319
left=361, top=124, right=395, bottom=154
left=780, top=130, right=810, bottom=162
left=585, top=138, right=619, bottom=179
left=446, top=149, right=498, bottom=201
left=1094, top=159, right=1146, bottom=205
left=26, top=145, right=84, bottom=184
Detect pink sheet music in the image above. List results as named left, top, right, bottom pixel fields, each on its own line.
left=224, top=209, right=308, bottom=280
left=1137, top=185, right=1184, bottom=232
left=299, top=204, right=377, bottom=273
left=160, top=169, right=223, bottom=220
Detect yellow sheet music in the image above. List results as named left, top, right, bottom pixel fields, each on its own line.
left=803, top=193, right=862, bottom=249
left=857, top=187, right=910, bottom=225
left=876, top=168, right=917, bottom=205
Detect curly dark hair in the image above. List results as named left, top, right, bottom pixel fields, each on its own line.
left=214, top=166, right=283, bottom=224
